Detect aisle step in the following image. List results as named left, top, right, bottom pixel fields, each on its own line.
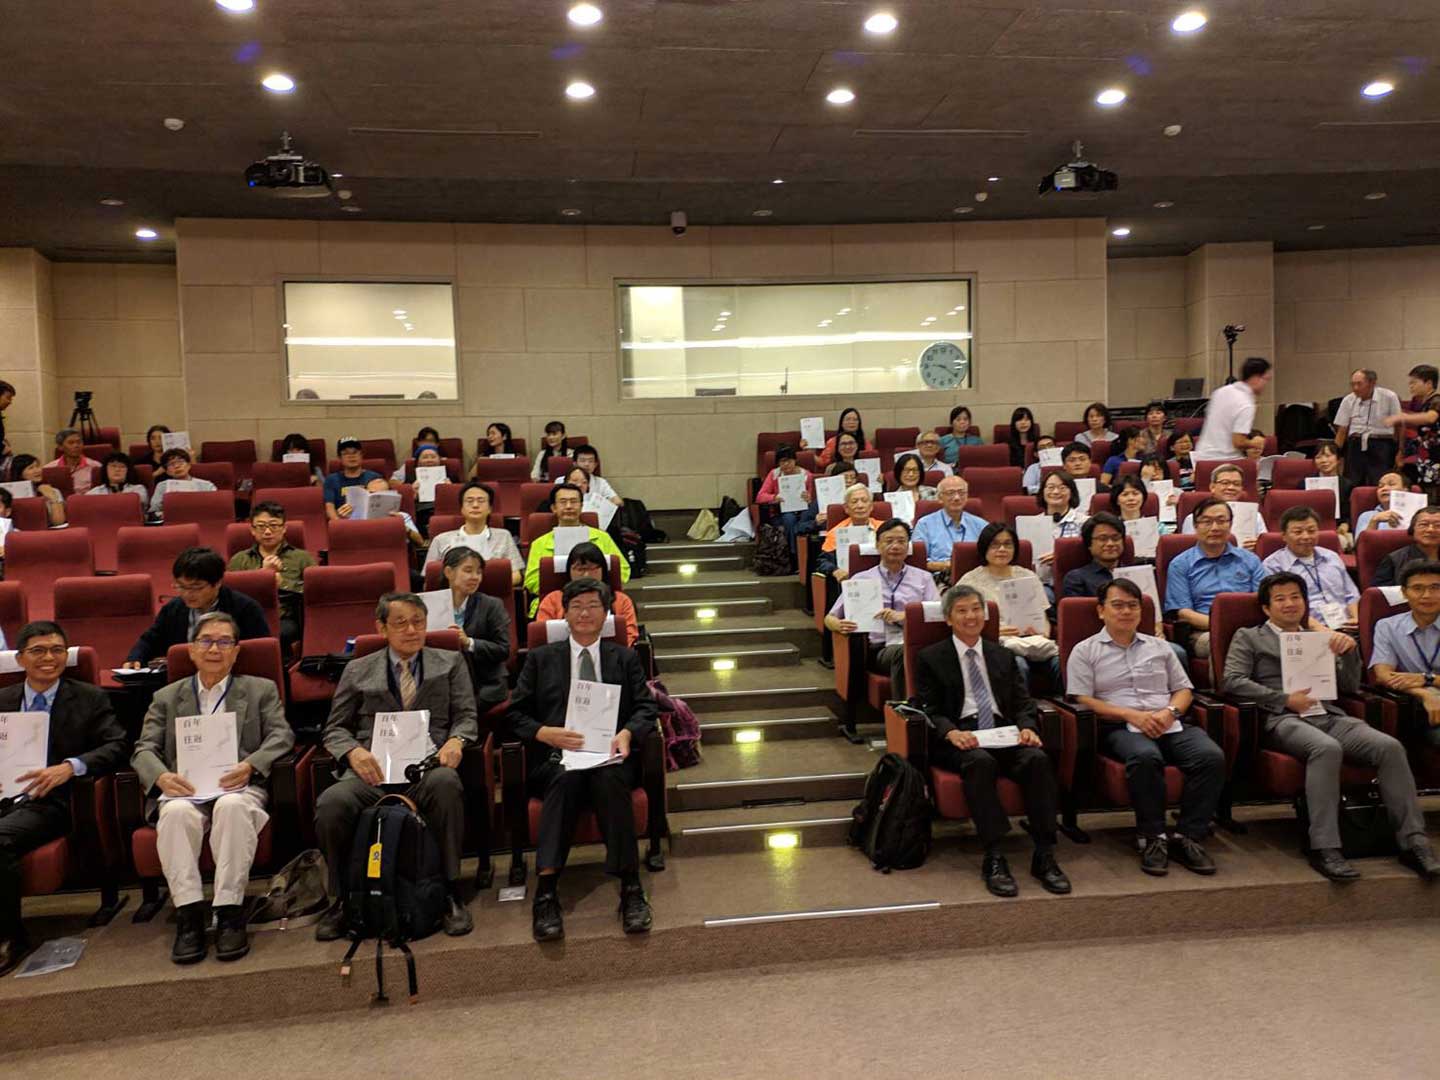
left=649, top=553, right=750, bottom=573
left=658, top=658, right=837, bottom=713
left=669, top=799, right=856, bottom=855
left=639, top=597, right=774, bottom=617
left=648, top=616, right=818, bottom=655
left=699, top=712, right=841, bottom=742
left=654, top=644, right=801, bottom=672
left=629, top=574, right=803, bottom=606
left=667, top=738, right=877, bottom=811
left=649, top=540, right=752, bottom=560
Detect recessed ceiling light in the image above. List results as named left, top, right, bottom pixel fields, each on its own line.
left=134, top=228, right=158, bottom=240
left=1307, top=224, right=1326, bottom=231
left=771, top=178, right=784, bottom=185
left=752, top=209, right=773, bottom=217
left=1153, top=200, right=1175, bottom=208
left=162, top=117, right=185, bottom=132
left=565, top=81, right=595, bottom=100
left=1163, top=124, right=1183, bottom=137
left=1171, top=10, right=1207, bottom=33
left=392, top=309, right=406, bottom=315
left=331, top=172, right=344, bottom=179
left=216, top=0, right=254, bottom=10
left=261, top=73, right=295, bottom=93
left=336, top=189, right=353, bottom=200
left=1362, top=80, right=1394, bottom=98
left=863, top=12, right=898, bottom=34
left=1111, top=226, right=1132, bottom=237
left=718, top=310, right=732, bottom=317
left=1364, top=191, right=1388, bottom=200
left=568, top=3, right=603, bottom=26
left=986, top=176, right=1001, bottom=182
left=340, top=205, right=363, bottom=213
left=952, top=206, right=974, bottom=214
left=826, top=87, right=856, bottom=105
left=1096, top=87, right=1127, bottom=106
left=100, top=197, right=125, bottom=207
left=560, top=207, right=583, bottom=216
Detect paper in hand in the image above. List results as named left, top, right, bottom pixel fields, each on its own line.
left=0, top=711, right=49, bottom=795
left=777, top=472, right=809, bottom=513
left=800, top=417, right=826, bottom=449
left=370, top=710, right=432, bottom=784
left=174, top=712, right=240, bottom=799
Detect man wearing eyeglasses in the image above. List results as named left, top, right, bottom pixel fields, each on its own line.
left=123, top=547, right=270, bottom=669
left=1178, top=463, right=1266, bottom=550
left=1164, top=497, right=1266, bottom=660
left=0, top=621, right=127, bottom=976
left=314, top=592, right=478, bottom=941
left=227, top=501, right=317, bottom=652
left=1367, top=560, right=1440, bottom=809
left=131, top=612, right=294, bottom=964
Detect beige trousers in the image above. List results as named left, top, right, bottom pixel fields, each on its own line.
left=155, top=787, right=269, bottom=908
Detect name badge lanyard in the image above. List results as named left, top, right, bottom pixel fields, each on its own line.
left=191, top=675, right=233, bottom=713
left=1295, top=560, right=1326, bottom=601
left=1411, top=632, right=1440, bottom=676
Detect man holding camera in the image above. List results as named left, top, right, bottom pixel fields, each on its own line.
left=313, top=592, right=478, bottom=940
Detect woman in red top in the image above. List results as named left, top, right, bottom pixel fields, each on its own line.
left=812, top=407, right=875, bottom=466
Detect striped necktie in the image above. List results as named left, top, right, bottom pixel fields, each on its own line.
left=964, top=649, right=995, bottom=730
left=396, top=660, right=418, bottom=710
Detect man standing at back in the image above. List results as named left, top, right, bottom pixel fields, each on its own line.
left=1332, top=368, right=1403, bottom=487
left=1195, top=357, right=1272, bottom=462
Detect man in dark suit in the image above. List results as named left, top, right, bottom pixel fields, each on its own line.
left=123, top=547, right=270, bottom=667
left=313, top=592, right=479, bottom=940
left=914, top=584, right=1072, bottom=898
left=1372, top=504, right=1440, bottom=588
left=436, top=545, right=511, bottom=713
left=0, top=621, right=128, bottom=975
left=506, top=578, right=658, bottom=942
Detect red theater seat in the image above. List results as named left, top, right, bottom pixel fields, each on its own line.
left=53, top=574, right=155, bottom=683
left=65, top=491, right=144, bottom=572
left=0, top=581, right=27, bottom=643
left=250, top=461, right=313, bottom=489
left=163, top=490, right=237, bottom=551
left=7, top=528, right=94, bottom=619
left=223, top=568, right=281, bottom=638
left=287, top=563, right=396, bottom=703
left=326, top=516, right=411, bottom=590
left=189, top=461, right=236, bottom=492
left=270, top=437, right=326, bottom=465
left=116, top=523, right=201, bottom=609
left=200, top=440, right=257, bottom=483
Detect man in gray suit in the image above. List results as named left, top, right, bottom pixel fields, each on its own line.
left=1222, top=572, right=1437, bottom=882
left=314, top=592, right=478, bottom=940
left=131, top=612, right=294, bottom=964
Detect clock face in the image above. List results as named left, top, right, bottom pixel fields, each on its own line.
left=918, top=341, right=969, bottom=390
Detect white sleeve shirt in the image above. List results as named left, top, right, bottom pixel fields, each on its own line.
left=1195, top=382, right=1256, bottom=461
left=951, top=636, right=998, bottom=721
left=1334, top=387, right=1402, bottom=440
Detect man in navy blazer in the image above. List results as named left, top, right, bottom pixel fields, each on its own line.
left=506, top=578, right=658, bottom=943
left=124, top=547, right=269, bottom=667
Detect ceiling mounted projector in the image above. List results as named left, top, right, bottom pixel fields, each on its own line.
left=244, top=131, right=333, bottom=198
left=1038, top=140, right=1118, bottom=196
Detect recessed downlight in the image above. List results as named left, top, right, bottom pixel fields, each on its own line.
left=752, top=209, right=774, bottom=217
left=565, top=81, right=595, bottom=100
left=1307, top=224, right=1326, bottom=231
left=261, top=73, right=295, bottom=93
left=1111, top=226, right=1132, bottom=238
left=863, top=12, right=898, bottom=34
left=340, top=205, right=363, bottom=213
left=772, top=178, right=784, bottom=185
left=1171, top=10, right=1207, bottom=33
left=560, top=207, right=583, bottom=217
left=216, top=0, right=255, bottom=10
left=826, top=87, right=856, bottom=105
left=135, top=228, right=158, bottom=240
left=1096, top=87, right=1127, bottom=106
left=100, top=197, right=125, bottom=207
left=953, top=206, right=974, bottom=214
left=986, top=176, right=1001, bottom=182
left=567, top=3, right=603, bottom=26
left=1364, top=191, right=1388, bottom=200
left=1153, top=200, right=1175, bottom=208
left=1362, top=80, right=1394, bottom=98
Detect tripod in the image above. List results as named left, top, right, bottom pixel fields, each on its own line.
left=68, top=396, right=100, bottom=442
left=1222, top=324, right=1243, bottom=385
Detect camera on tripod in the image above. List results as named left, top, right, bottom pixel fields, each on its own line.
left=69, top=390, right=99, bottom=442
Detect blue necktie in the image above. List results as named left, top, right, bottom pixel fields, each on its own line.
left=30, top=692, right=51, bottom=714
left=964, top=650, right=995, bottom=730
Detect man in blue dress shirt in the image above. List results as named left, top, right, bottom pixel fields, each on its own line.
left=1164, top=497, right=1266, bottom=659
left=1260, top=505, right=1360, bottom=630
left=914, top=475, right=989, bottom=584
left=1369, top=559, right=1440, bottom=762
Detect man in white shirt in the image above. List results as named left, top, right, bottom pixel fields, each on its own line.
left=573, top=445, right=623, bottom=506
left=912, top=431, right=954, bottom=478
left=1195, top=357, right=1272, bottom=462
left=1332, top=367, right=1404, bottom=487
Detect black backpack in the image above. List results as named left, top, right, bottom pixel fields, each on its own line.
left=849, top=753, right=932, bottom=872
left=752, top=522, right=794, bottom=576
left=338, top=794, right=448, bottom=1002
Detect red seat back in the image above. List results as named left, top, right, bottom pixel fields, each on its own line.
left=7, top=529, right=95, bottom=619
left=253, top=487, right=328, bottom=554
left=471, top=458, right=532, bottom=485
left=1193, top=458, right=1258, bottom=496
left=127, top=443, right=152, bottom=465
left=0, top=645, right=99, bottom=691
left=822, top=503, right=893, bottom=529
left=1270, top=458, right=1318, bottom=490
left=1358, top=586, right=1410, bottom=670
left=1087, top=439, right=1113, bottom=466
left=845, top=542, right=929, bottom=577
left=410, top=436, right=464, bottom=460
left=1254, top=530, right=1341, bottom=561
left=1263, top=489, right=1336, bottom=530
left=756, top=431, right=803, bottom=476
left=83, top=442, right=114, bottom=460
left=875, top=427, right=920, bottom=451
left=954, top=444, right=1009, bottom=470
left=1155, top=533, right=1200, bottom=613
left=65, top=492, right=144, bottom=573
left=949, top=540, right=1035, bottom=578
left=53, top=574, right=154, bottom=672
left=522, top=511, right=600, bottom=544
left=40, top=466, right=74, bottom=497
left=538, top=555, right=624, bottom=597
left=298, top=563, right=395, bottom=655
left=224, top=520, right=308, bottom=558
left=188, top=461, right=236, bottom=492
left=962, top=467, right=1022, bottom=521
left=901, top=599, right=1000, bottom=696
left=327, top=517, right=410, bottom=590
left=520, top=482, right=557, bottom=515
left=10, top=496, right=52, bottom=532
left=352, top=630, right=462, bottom=658
left=1054, top=420, right=1087, bottom=442
left=163, top=490, right=237, bottom=552
left=223, top=568, right=281, bottom=636
left=1001, top=495, right=1043, bottom=527
left=0, top=581, right=26, bottom=644
left=1055, top=595, right=1156, bottom=677
left=1208, top=592, right=1265, bottom=689
left=325, top=457, right=388, bottom=477
left=1172, top=417, right=1203, bottom=436
left=199, top=440, right=257, bottom=481
left=546, top=456, right=579, bottom=482
left=166, top=636, right=287, bottom=702
left=116, top=523, right=202, bottom=608
left=360, top=439, right=398, bottom=473
left=250, top=461, right=313, bottom=489
left=1356, top=528, right=1414, bottom=588
left=758, top=450, right=819, bottom=476
left=270, top=437, right=326, bottom=465
left=1053, top=535, right=1136, bottom=589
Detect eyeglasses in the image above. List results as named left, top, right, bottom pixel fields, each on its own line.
left=1195, top=516, right=1231, bottom=528
left=22, top=645, right=68, bottom=658
left=252, top=521, right=284, bottom=532
left=1104, top=601, right=1142, bottom=612
left=988, top=540, right=1015, bottom=550
left=194, top=637, right=237, bottom=651
left=879, top=536, right=909, bottom=547
left=1404, top=583, right=1440, bottom=595
left=1093, top=533, right=1124, bottom=544
left=173, top=580, right=213, bottom=594
left=386, top=618, right=428, bottom=631
left=568, top=603, right=607, bottom=615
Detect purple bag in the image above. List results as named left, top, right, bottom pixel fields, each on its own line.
left=648, top=678, right=701, bottom=771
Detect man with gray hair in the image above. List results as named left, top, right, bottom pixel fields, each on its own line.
left=1332, top=367, right=1403, bottom=486
left=313, top=592, right=479, bottom=941
left=45, top=427, right=102, bottom=494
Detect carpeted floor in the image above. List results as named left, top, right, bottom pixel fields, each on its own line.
left=5, top=919, right=1436, bottom=1079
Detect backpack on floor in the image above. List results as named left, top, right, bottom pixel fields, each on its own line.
left=619, top=498, right=667, bottom=543
left=752, top=522, right=794, bottom=576
left=849, top=753, right=932, bottom=872
left=338, top=794, right=448, bottom=1002
left=650, top=678, right=702, bottom=770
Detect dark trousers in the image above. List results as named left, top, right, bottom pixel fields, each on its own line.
left=872, top=643, right=908, bottom=700
left=315, top=767, right=466, bottom=894
left=530, top=753, right=644, bottom=876
left=0, top=798, right=70, bottom=938
left=1102, top=724, right=1226, bottom=840
left=930, top=740, right=1058, bottom=848
left=1345, top=436, right=1396, bottom=488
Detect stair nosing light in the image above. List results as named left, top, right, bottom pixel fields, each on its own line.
left=699, top=715, right=833, bottom=730
left=705, top=901, right=942, bottom=928
left=649, top=626, right=788, bottom=638
left=679, top=685, right=826, bottom=699
left=630, top=580, right=766, bottom=591
left=675, top=771, right=867, bottom=790
left=658, top=647, right=797, bottom=660
left=680, top=817, right=852, bottom=836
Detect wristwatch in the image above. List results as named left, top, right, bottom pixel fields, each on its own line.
left=1426, top=674, right=1436, bottom=689
left=1167, top=706, right=1184, bottom=721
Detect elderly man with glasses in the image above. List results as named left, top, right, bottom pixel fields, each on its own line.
left=131, top=612, right=294, bottom=964
left=1179, top=463, right=1266, bottom=550
left=913, top=475, right=989, bottom=582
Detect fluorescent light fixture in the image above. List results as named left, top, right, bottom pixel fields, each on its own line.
left=565, top=81, right=595, bottom=100
left=340, top=205, right=363, bottom=213
left=1171, top=10, right=1207, bottom=33
left=1095, top=87, right=1127, bottom=106
left=695, top=608, right=717, bottom=619
left=863, top=12, right=898, bottom=34
left=134, top=228, right=158, bottom=240
left=216, top=0, right=254, bottom=10
left=623, top=329, right=971, bottom=352
left=392, top=309, right=406, bottom=315
left=1307, top=224, right=1326, bottom=231
left=568, top=3, right=603, bottom=26
left=826, top=87, right=856, bottom=105
left=986, top=175, right=1001, bottom=182
left=261, top=73, right=295, bottom=93
left=100, top=197, right=125, bottom=207
left=734, top=729, right=763, bottom=744
left=678, top=563, right=698, bottom=575
left=711, top=658, right=736, bottom=672
left=752, top=209, right=774, bottom=217
left=1111, top=226, right=1132, bottom=237
left=718, top=310, right=731, bottom=316
left=285, top=336, right=455, bottom=347
left=953, top=206, right=974, bottom=214
left=1362, top=80, right=1394, bottom=98
left=766, top=831, right=800, bottom=850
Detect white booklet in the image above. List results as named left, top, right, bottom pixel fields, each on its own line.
left=415, top=465, right=448, bottom=503
left=583, top=491, right=618, bottom=531
left=883, top=490, right=916, bottom=525
left=1114, top=564, right=1162, bottom=623
left=0, top=711, right=49, bottom=795
left=996, top=575, right=1048, bottom=634
left=834, top=524, right=874, bottom=573
left=1231, top=501, right=1260, bottom=542
left=419, top=589, right=456, bottom=631
left=1150, top=479, right=1177, bottom=524
left=854, top=458, right=883, bottom=493
left=842, top=576, right=883, bottom=634
left=0, top=480, right=34, bottom=499
left=1073, top=477, right=1097, bottom=508
left=1037, top=447, right=1063, bottom=468
left=173, top=711, right=239, bottom=800
left=550, top=524, right=592, bottom=572
left=161, top=431, right=191, bottom=452
left=562, top=679, right=624, bottom=771
left=1015, top=514, right=1055, bottom=562
left=1125, top=516, right=1160, bottom=559
left=777, top=472, right=809, bottom=513
left=814, top=474, right=847, bottom=510
left=1305, top=476, right=1341, bottom=520
left=344, top=487, right=401, bottom=520
left=282, top=452, right=311, bottom=465
left=975, top=725, right=1020, bottom=749
left=370, top=710, right=432, bottom=784
left=799, top=416, right=826, bottom=450
left=1280, top=631, right=1337, bottom=717
left=1390, top=490, right=1428, bottom=529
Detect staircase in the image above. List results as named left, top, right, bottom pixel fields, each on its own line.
left=635, top=522, right=884, bottom=858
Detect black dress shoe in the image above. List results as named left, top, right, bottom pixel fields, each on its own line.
left=442, top=892, right=474, bottom=936
left=1309, top=848, right=1360, bottom=882
left=1399, top=840, right=1440, bottom=880
left=0, top=933, right=31, bottom=978
left=213, top=905, right=249, bottom=961
left=314, top=898, right=348, bottom=942
left=1168, top=834, right=1217, bottom=875
left=619, top=884, right=653, bottom=934
left=1139, top=835, right=1169, bottom=877
left=171, top=902, right=208, bottom=965
left=1031, top=848, right=1072, bottom=895
left=982, top=853, right=1018, bottom=897
left=532, top=893, right=564, bottom=942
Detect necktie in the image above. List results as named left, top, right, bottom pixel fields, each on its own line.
left=578, top=647, right=597, bottom=682
left=397, top=660, right=417, bottom=709
left=964, top=650, right=995, bottom=730
left=31, top=692, right=51, bottom=714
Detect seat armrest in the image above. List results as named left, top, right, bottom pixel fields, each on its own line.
left=500, top=740, right=528, bottom=848
left=883, top=703, right=930, bottom=773
left=66, top=774, right=115, bottom=877
left=1038, top=699, right=1085, bottom=799
left=641, top=728, right=668, bottom=840
left=833, top=629, right=863, bottom=701
left=115, top=770, right=146, bottom=839
left=1195, top=692, right=1259, bottom=786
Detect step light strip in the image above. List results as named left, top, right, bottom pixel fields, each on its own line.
left=705, top=901, right=941, bottom=928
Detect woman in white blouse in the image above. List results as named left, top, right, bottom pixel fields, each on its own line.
left=149, top=448, right=217, bottom=517
left=1074, top=402, right=1118, bottom=448
left=956, top=522, right=1060, bottom=685
left=426, top=480, right=523, bottom=587
left=1035, top=471, right=1087, bottom=591
left=84, top=453, right=148, bottom=501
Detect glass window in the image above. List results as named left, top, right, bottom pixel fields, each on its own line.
left=618, top=278, right=972, bottom=399
left=282, top=281, right=458, bottom=402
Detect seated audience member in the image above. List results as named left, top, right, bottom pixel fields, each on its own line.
left=47, top=427, right=102, bottom=494
left=939, top=405, right=983, bottom=463
left=1068, top=579, right=1224, bottom=876
left=890, top=452, right=937, bottom=502
left=0, top=488, right=12, bottom=559
left=1373, top=504, right=1440, bottom=588
left=392, top=443, right=446, bottom=530
left=0, top=620, right=128, bottom=976
left=1138, top=454, right=1180, bottom=516
left=1369, top=559, right=1440, bottom=761
left=1061, top=441, right=1095, bottom=486
left=1169, top=431, right=1197, bottom=490
left=149, top=448, right=218, bottom=517
left=131, top=612, right=294, bottom=964
left=227, top=501, right=316, bottom=650
left=755, top=444, right=819, bottom=557
left=477, top=421, right=517, bottom=459
left=1260, top=506, right=1358, bottom=630
left=536, top=541, right=639, bottom=647
left=1061, top=512, right=1128, bottom=598
left=1109, top=474, right=1171, bottom=541
left=1179, top=463, right=1266, bottom=548
left=957, top=522, right=1059, bottom=684
left=139, top=424, right=171, bottom=470
left=1309, top=440, right=1354, bottom=549
left=913, top=584, right=1071, bottom=897
left=819, top=483, right=883, bottom=581
left=813, top=407, right=873, bottom=466
left=85, top=452, right=147, bottom=499
left=828, top=431, right=862, bottom=472
left=415, top=425, right=442, bottom=447
left=1021, top=435, right=1058, bottom=495
left=505, top=579, right=659, bottom=941
left=277, top=432, right=324, bottom=486
left=1137, top=401, right=1172, bottom=455
left=913, top=429, right=954, bottom=477
left=124, top=547, right=270, bottom=667
left=1034, top=471, right=1088, bottom=590
left=1100, top=427, right=1145, bottom=487
left=436, top=546, right=511, bottom=713
left=1223, top=572, right=1437, bottom=881
left=323, top=437, right=383, bottom=520
left=427, top=481, right=523, bottom=586
left=1076, top=402, right=1117, bottom=448
left=1163, top=497, right=1265, bottom=659
left=914, top=475, right=988, bottom=582
left=824, top=519, right=939, bottom=700
left=1355, top=471, right=1406, bottom=533
left=531, top=419, right=570, bottom=481
left=356, top=477, right=425, bottom=550
left=572, top=445, right=621, bottom=506
left=524, top=483, right=628, bottom=615
left=1243, top=429, right=1267, bottom=461
left=10, top=453, right=66, bottom=526
left=314, top=592, right=478, bottom=940
left=1007, top=406, right=1039, bottom=469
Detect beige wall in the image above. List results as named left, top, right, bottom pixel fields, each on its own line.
left=171, top=217, right=1109, bottom=508
left=0, top=248, right=57, bottom=458
left=1107, top=256, right=1187, bottom=402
